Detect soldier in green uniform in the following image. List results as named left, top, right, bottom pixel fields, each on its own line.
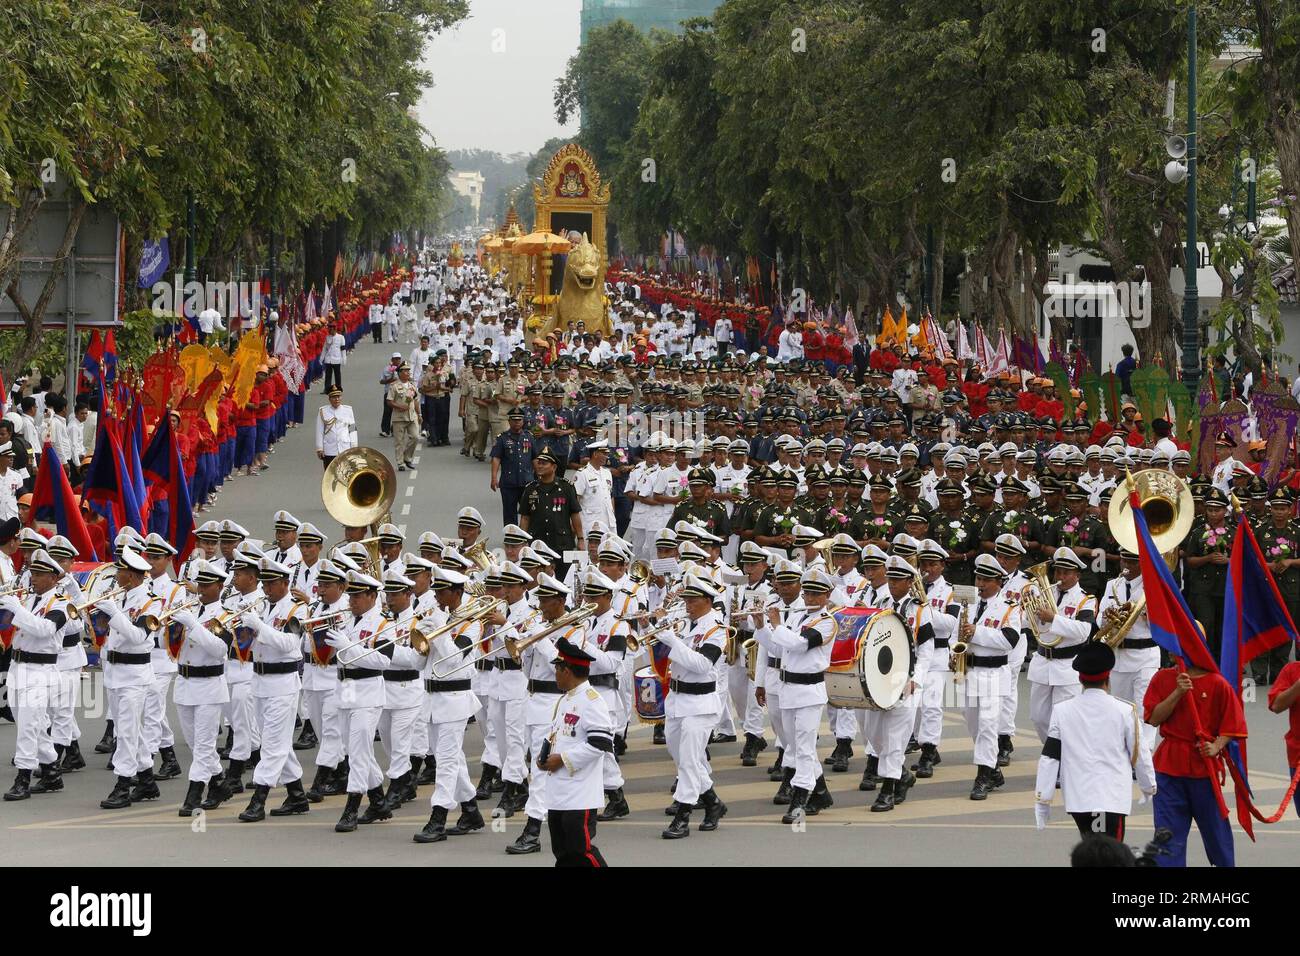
left=797, top=470, right=834, bottom=516
left=1253, top=486, right=1298, bottom=683
left=887, top=468, right=932, bottom=519
left=460, top=359, right=486, bottom=459
left=669, top=467, right=732, bottom=540
left=518, top=446, right=583, bottom=580
left=979, top=477, right=1045, bottom=560
left=1243, top=475, right=1271, bottom=537
left=814, top=469, right=855, bottom=537
left=928, top=479, right=981, bottom=585
left=734, top=467, right=777, bottom=546
left=754, top=474, right=814, bottom=558
left=1031, top=475, right=1068, bottom=527
left=1043, top=481, right=1108, bottom=597
left=849, top=475, right=898, bottom=547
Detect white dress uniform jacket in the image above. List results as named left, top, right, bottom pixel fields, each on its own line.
left=174, top=603, right=232, bottom=706
left=1035, top=688, right=1156, bottom=815
left=660, top=611, right=726, bottom=719
left=1027, top=583, right=1096, bottom=687
left=316, top=404, right=358, bottom=457
left=544, top=681, right=615, bottom=811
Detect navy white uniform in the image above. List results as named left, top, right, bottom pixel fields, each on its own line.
left=246, top=592, right=308, bottom=788
left=582, top=606, right=629, bottom=790
left=334, top=604, right=389, bottom=795
left=4, top=587, right=71, bottom=771
left=379, top=605, right=426, bottom=785
left=960, top=588, right=1022, bottom=771
left=102, top=581, right=161, bottom=778
left=660, top=609, right=726, bottom=806
left=222, top=587, right=264, bottom=764
left=1098, top=574, right=1158, bottom=753
left=755, top=605, right=832, bottom=791
left=543, top=676, right=614, bottom=866
left=1027, top=582, right=1096, bottom=741
left=422, top=604, right=482, bottom=813
left=172, top=601, right=232, bottom=786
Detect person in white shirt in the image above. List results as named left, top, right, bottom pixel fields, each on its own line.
left=321, top=324, right=346, bottom=394
left=777, top=321, right=804, bottom=362
left=383, top=301, right=401, bottom=344
left=198, top=306, right=225, bottom=342
left=315, top=388, right=357, bottom=468
left=409, top=336, right=435, bottom=377
left=573, top=441, right=617, bottom=535
left=713, top=314, right=732, bottom=356
left=41, top=395, right=73, bottom=467
left=689, top=332, right=714, bottom=359
left=0, top=443, right=23, bottom=521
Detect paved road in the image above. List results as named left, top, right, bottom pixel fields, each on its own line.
left=2, top=334, right=1296, bottom=865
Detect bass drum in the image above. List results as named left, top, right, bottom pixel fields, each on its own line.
left=632, top=665, right=667, bottom=725
left=825, top=607, right=913, bottom=711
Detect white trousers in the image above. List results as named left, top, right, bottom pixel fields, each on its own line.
left=829, top=704, right=859, bottom=740
left=50, top=669, right=81, bottom=746
left=411, top=694, right=432, bottom=757
left=303, top=687, right=344, bottom=769
left=960, top=671, right=1004, bottom=768
left=486, top=696, right=527, bottom=784
left=1111, top=667, right=1159, bottom=754
left=862, top=696, right=918, bottom=779
left=1029, top=680, right=1080, bottom=743
left=224, top=682, right=258, bottom=760
left=113, top=684, right=152, bottom=775
left=10, top=668, right=58, bottom=770
left=379, top=705, right=421, bottom=780
left=766, top=687, right=789, bottom=754
left=143, top=673, right=175, bottom=752
left=477, top=694, right=500, bottom=768
left=342, top=705, right=383, bottom=794
left=728, top=657, right=765, bottom=737
left=666, top=713, right=714, bottom=804
left=252, top=693, right=303, bottom=787
left=1000, top=641, right=1028, bottom=735
left=428, top=718, right=475, bottom=810
left=784, top=704, right=823, bottom=789
left=916, top=668, right=951, bottom=746
left=523, top=721, right=550, bottom=821
left=176, top=702, right=223, bottom=783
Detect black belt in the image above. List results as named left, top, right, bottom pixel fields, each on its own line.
left=106, top=651, right=151, bottom=665
left=425, top=678, right=472, bottom=693
left=970, top=654, right=1008, bottom=668
left=1037, top=644, right=1083, bottom=661
left=669, top=679, right=716, bottom=695
left=12, top=650, right=57, bottom=665
left=494, top=659, right=522, bottom=671
left=340, top=667, right=382, bottom=680
left=62, top=635, right=81, bottom=648
left=528, top=679, right=560, bottom=695
left=589, top=673, right=618, bottom=689
left=178, top=664, right=224, bottom=679
left=767, top=656, right=781, bottom=669
left=779, top=670, right=824, bottom=685
left=1121, top=638, right=1156, bottom=650
left=933, top=638, right=949, bottom=648
left=383, top=669, right=420, bottom=682
left=254, top=661, right=300, bottom=675
left=474, top=660, right=494, bottom=672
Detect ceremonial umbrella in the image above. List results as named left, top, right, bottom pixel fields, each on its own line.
left=511, top=231, right=572, bottom=256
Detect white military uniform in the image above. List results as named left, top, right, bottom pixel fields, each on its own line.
left=917, top=577, right=959, bottom=749
left=222, top=588, right=264, bottom=764
left=422, top=604, right=481, bottom=812
left=573, top=461, right=616, bottom=536
left=316, top=403, right=358, bottom=457
left=1098, top=574, right=1159, bottom=753
left=481, top=597, right=529, bottom=790
left=5, top=588, right=71, bottom=770
left=247, top=593, right=308, bottom=789
left=334, top=603, right=388, bottom=795
left=543, top=678, right=614, bottom=812
left=1027, top=582, right=1096, bottom=741
left=102, top=582, right=161, bottom=778
left=1000, top=567, right=1033, bottom=739
left=660, top=610, right=726, bottom=805
left=1035, top=687, right=1156, bottom=821
left=520, top=623, right=565, bottom=825
left=862, top=591, right=930, bottom=780
left=378, top=605, right=426, bottom=785
left=754, top=604, right=833, bottom=791
left=173, top=601, right=232, bottom=785
left=144, top=574, right=185, bottom=760
left=959, top=587, right=1023, bottom=770
left=302, top=594, right=348, bottom=777
left=51, top=583, right=87, bottom=753
left=582, top=606, right=629, bottom=791
left=729, top=576, right=772, bottom=742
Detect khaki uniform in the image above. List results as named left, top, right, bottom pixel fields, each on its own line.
left=461, top=372, right=483, bottom=456
left=389, top=379, right=421, bottom=465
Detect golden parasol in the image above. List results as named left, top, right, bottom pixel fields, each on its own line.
left=511, top=231, right=572, bottom=256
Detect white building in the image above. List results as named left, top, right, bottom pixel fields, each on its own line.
left=449, top=170, right=485, bottom=225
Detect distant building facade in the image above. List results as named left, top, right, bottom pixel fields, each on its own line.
left=580, top=0, right=722, bottom=43
left=449, top=170, right=486, bottom=225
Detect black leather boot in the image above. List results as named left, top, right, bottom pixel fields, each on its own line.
left=773, top=766, right=795, bottom=804
left=238, top=784, right=270, bottom=822
left=359, top=786, right=392, bottom=824
left=970, top=765, right=994, bottom=801
left=447, top=800, right=485, bottom=835
left=200, top=774, right=230, bottom=810
left=416, top=756, right=437, bottom=785
left=808, top=775, right=834, bottom=814
left=912, top=743, right=939, bottom=778
left=830, top=738, right=851, bottom=773
left=129, top=768, right=161, bottom=802
left=270, top=779, right=311, bottom=816
left=870, top=778, right=897, bottom=812
left=506, top=816, right=543, bottom=854
left=408, top=757, right=423, bottom=789
left=319, top=764, right=347, bottom=797
left=699, top=788, right=727, bottom=831
left=246, top=748, right=261, bottom=772
left=858, top=754, right=881, bottom=792
left=224, top=759, right=246, bottom=796
left=31, top=762, right=63, bottom=794
left=155, top=746, right=182, bottom=780
left=475, top=763, right=498, bottom=801
left=305, top=766, right=331, bottom=803
left=598, top=787, right=629, bottom=821
left=664, top=799, right=683, bottom=816
left=60, top=740, right=85, bottom=772
left=495, top=781, right=519, bottom=818
left=413, top=805, right=448, bottom=843
left=613, top=733, right=627, bottom=757
left=94, top=720, right=116, bottom=754
left=653, top=723, right=666, bottom=745
left=402, top=771, right=417, bottom=803
left=781, top=786, right=809, bottom=824
left=739, top=733, right=760, bottom=767
left=990, top=766, right=1006, bottom=790
left=335, top=793, right=363, bottom=832
left=662, top=805, right=691, bottom=839
left=767, top=747, right=785, bottom=780
left=179, top=780, right=205, bottom=817
left=996, top=734, right=1013, bottom=767
left=4, top=769, right=31, bottom=801
left=895, top=769, right=917, bottom=804
left=293, top=719, right=318, bottom=751
left=906, top=735, right=921, bottom=754
left=217, top=726, right=233, bottom=759
left=100, top=775, right=134, bottom=809
left=380, top=774, right=408, bottom=812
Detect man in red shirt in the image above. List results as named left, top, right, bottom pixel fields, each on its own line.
left=1143, top=663, right=1248, bottom=866
left=1267, top=660, right=1300, bottom=818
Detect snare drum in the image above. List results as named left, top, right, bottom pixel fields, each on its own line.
left=825, top=607, right=913, bottom=710
left=632, top=665, right=667, bottom=725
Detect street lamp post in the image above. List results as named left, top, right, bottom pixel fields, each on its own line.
left=1179, top=4, right=1200, bottom=398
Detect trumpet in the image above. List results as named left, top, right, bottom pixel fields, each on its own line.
left=504, top=603, right=596, bottom=663
left=152, top=597, right=204, bottom=628
left=626, top=614, right=685, bottom=652
left=1095, top=595, right=1147, bottom=649
left=289, top=609, right=350, bottom=636
left=71, top=586, right=129, bottom=615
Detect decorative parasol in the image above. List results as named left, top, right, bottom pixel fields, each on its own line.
left=511, top=231, right=572, bottom=257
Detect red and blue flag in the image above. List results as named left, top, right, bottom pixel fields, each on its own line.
left=27, top=445, right=99, bottom=560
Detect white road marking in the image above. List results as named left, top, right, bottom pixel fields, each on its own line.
left=401, top=504, right=411, bottom=516
left=405, top=486, right=415, bottom=497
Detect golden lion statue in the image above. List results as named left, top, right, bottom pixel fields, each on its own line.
left=541, top=234, right=609, bottom=338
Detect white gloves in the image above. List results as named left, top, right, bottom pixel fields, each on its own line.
left=1034, top=802, right=1050, bottom=831
left=0, top=594, right=22, bottom=613
left=238, top=611, right=267, bottom=634
left=172, top=610, right=199, bottom=630
left=324, top=628, right=347, bottom=650
left=97, top=600, right=122, bottom=619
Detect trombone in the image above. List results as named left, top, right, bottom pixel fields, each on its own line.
left=430, top=603, right=596, bottom=679
left=425, top=604, right=540, bottom=677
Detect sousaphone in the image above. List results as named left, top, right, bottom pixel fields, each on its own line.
left=1106, top=468, right=1195, bottom=566
left=323, top=447, right=398, bottom=574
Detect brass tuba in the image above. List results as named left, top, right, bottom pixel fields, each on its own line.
left=1106, top=469, right=1195, bottom=567
left=322, top=447, right=397, bottom=575
left=462, top=540, right=493, bottom=573
left=1020, top=561, right=1062, bottom=646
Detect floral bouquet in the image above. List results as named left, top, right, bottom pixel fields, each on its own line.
left=827, top=507, right=850, bottom=529
left=678, top=476, right=691, bottom=500
left=1203, top=525, right=1230, bottom=555
left=1268, top=537, right=1293, bottom=560
left=1058, top=515, right=1081, bottom=547
left=944, top=520, right=969, bottom=553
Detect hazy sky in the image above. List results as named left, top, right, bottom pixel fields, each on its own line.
left=419, top=0, right=583, bottom=156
